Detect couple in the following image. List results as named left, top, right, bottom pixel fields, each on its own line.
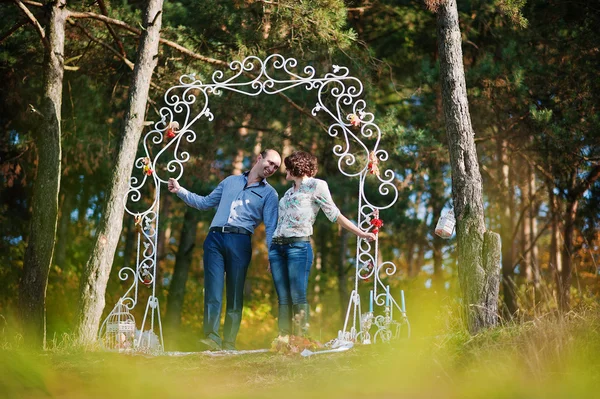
left=167, top=149, right=375, bottom=351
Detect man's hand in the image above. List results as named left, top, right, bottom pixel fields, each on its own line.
left=168, top=178, right=181, bottom=193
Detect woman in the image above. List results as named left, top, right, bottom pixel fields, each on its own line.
left=269, top=151, right=376, bottom=337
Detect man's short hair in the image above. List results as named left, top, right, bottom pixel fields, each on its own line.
left=260, top=149, right=276, bottom=158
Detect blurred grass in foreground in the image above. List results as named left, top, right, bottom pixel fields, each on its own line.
left=1, top=302, right=599, bottom=399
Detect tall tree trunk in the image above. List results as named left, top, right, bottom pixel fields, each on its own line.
left=317, top=226, right=328, bottom=274
left=407, top=189, right=423, bottom=277
left=432, top=235, right=444, bottom=290
left=405, top=241, right=415, bottom=277
left=337, top=228, right=349, bottom=323
left=154, top=194, right=171, bottom=303
left=548, top=183, right=562, bottom=303
left=120, top=214, right=136, bottom=269
left=559, top=196, right=578, bottom=311
left=429, top=166, right=445, bottom=290
left=232, top=149, right=245, bottom=175
left=528, top=164, right=540, bottom=301
left=520, top=172, right=532, bottom=284
left=76, top=0, right=164, bottom=345
left=165, top=208, right=200, bottom=331
left=436, top=0, right=501, bottom=333
left=426, top=166, right=446, bottom=291
left=78, top=182, right=91, bottom=225
left=54, top=190, right=71, bottom=270
left=18, top=0, right=67, bottom=349
left=497, top=138, right=517, bottom=316
left=233, top=114, right=251, bottom=174
left=414, top=238, right=426, bottom=277
left=156, top=194, right=171, bottom=266
left=557, top=164, right=600, bottom=310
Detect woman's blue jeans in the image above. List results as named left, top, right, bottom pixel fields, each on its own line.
left=268, top=241, right=313, bottom=335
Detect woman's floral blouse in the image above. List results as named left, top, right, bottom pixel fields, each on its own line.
left=273, top=178, right=340, bottom=238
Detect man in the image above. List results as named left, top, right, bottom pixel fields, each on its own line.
left=168, top=149, right=281, bottom=351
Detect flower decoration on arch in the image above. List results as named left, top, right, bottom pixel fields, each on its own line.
left=165, top=121, right=179, bottom=140
left=142, top=157, right=153, bottom=176
left=367, top=151, right=380, bottom=177
left=349, top=113, right=361, bottom=127
left=369, top=209, right=384, bottom=234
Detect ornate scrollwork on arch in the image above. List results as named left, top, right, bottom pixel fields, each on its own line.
left=101, top=54, right=407, bottom=352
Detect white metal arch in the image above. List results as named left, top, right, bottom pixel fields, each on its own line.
left=99, top=54, right=409, bottom=353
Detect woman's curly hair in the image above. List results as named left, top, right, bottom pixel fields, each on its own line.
left=284, top=151, right=318, bottom=177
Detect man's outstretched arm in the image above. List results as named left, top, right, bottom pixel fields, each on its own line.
left=168, top=177, right=223, bottom=210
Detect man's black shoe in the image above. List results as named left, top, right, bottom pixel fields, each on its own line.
left=199, top=338, right=221, bottom=351
left=222, top=342, right=237, bottom=351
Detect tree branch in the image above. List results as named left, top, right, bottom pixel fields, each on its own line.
left=13, top=0, right=50, bottom=51
left=67, top=19, right=134, bottom=70
left=67, top=10, right=328, bottom=130
left=96, top=0, right=126, bottom=57
left=0, top=18, right=28, bottom=44
left=1, top=143, right=32, bottom=163
left=21, top=0, right=43, bottom=7
left=572, top=163, right=600, bottom=200
left=347, top=6, right=374, bottom=13
left=509, top=141, right=555, bottom=182
left=395, top=172, right=413, bottom=191
left=510, top=185, right=543, bottom=242
left=512, top=220, right=550, bottom=271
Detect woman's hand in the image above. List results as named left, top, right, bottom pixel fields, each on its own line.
left=361, top=231, right=377, bottom=242
left=336, top=214, right=378, bottom=241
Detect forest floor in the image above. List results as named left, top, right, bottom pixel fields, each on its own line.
left=1, top=305, right=600, bottom=398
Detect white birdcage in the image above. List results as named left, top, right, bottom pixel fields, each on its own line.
left=99, top=299, right=136, bottom=352
left=435, top=209, right=455, bottom=239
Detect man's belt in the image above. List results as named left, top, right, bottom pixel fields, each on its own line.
left=272, top=236, right=311, bottom=245
left=209, top=226, right=252, bottom=235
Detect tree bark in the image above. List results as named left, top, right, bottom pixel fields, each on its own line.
left=559, top=195, right=578, bottom=311
left=497, top=138, right=517, bottom=315
left=154, top=193, right=172, bottom=303
left=436, top=0, right=501, bottom=333
left=548, top=183, right=563, bottom=303
left=528, top=163, right=540, bottom=300
left=54, top=190, right=72, bottom=270
left=406, top=189, right=423, bottom=277
left=557, top=164, right=600, bottom=310
left=76, top=0, right=164, bottom=346
left=18, top=0, right=67, bottom=349
left=520, top=171, right=532, bottom=284
left=156, top=194, right=171, bottom=266
left=482, top=232, right=502, bottom=324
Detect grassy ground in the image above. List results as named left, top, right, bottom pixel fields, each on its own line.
left=2, top=306, right=600, bottom=398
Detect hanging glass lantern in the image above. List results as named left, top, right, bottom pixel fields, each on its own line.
left=435, top=209, right=455, bottom=239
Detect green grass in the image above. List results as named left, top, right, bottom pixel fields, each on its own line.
left=2, top=306, right=600, bottom=398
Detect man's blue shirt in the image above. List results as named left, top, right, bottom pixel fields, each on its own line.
left=176, top=172, right=279, bottom=247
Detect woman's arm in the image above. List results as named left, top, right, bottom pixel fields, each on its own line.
left=336, top=214, right=376, bottom=241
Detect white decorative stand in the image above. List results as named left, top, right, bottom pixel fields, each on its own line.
left=99, top=299, right=136, bottom=352
left=99, top=54, right=409, bottom=353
